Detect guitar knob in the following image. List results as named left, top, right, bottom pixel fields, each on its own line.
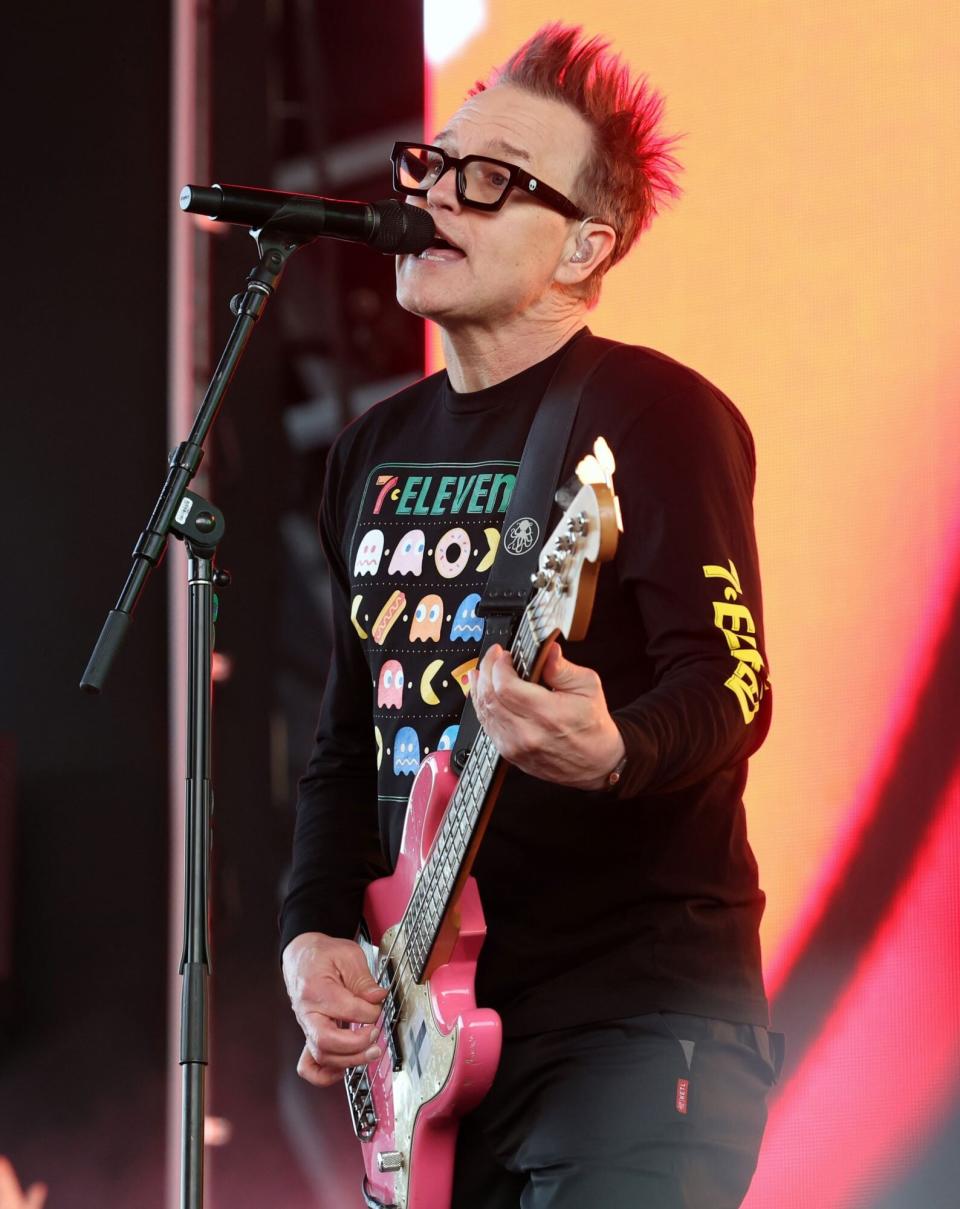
left=377, top=1151, right=405, bottom=1172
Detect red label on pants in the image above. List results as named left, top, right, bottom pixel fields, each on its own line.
left=676, top=1078, right=689, bottom=1114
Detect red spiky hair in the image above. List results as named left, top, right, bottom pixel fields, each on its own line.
left=471, top=23, right=684, bottom=305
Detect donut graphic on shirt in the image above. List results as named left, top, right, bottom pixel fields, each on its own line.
left=434, top=527, right=471, bottom=579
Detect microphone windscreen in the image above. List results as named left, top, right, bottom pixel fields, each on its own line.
left=371, top=200, right=436, bottom=254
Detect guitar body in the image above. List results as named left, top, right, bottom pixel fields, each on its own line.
left=351, top=751, right=503, bottom=1209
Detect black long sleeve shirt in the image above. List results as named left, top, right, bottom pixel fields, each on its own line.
left=280, top=328, right=772, bottom=1035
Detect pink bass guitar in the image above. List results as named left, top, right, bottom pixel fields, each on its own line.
left=345, top=450, right=621, bottom=1209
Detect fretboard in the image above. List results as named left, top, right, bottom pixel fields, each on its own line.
left=400, top=596, right=549, bottom=981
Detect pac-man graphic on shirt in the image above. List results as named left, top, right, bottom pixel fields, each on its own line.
left=388, top=529, right=425, bottom=576
left=450, top=592, right=484, bottom=642
left=392, top=726, right=421, bottom=776
left=410, top=593, right=443, bottom=642
left=350, top=595, right=368, bottom=639
left=354, top=529, right=384, bottom=577
left=475, top=527, right=500, bottom=572
left=377, top=660, right=404, bottom=710
left=420, top=658, right=444, bottom=706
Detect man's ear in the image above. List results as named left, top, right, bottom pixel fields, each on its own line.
left=554, top=221, right=617, bottom=287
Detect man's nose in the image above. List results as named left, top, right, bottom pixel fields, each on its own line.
left=425, top=164, right=460, bottom=210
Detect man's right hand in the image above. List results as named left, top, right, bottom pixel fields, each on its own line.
left=282, top=931, right=388, bottom=1088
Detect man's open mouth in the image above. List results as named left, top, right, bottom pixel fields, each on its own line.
left=418, top=236, right=466, bottom=261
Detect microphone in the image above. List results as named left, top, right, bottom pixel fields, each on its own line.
left=179, top=183, right=435, bottom=254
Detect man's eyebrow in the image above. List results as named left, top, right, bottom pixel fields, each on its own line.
left=432, top=131, right=532, bottom=164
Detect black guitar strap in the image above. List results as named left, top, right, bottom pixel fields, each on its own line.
left=451, top=328, right=620, bottom=772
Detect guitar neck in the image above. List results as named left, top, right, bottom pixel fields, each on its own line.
left=402, top=604, right=553, bottom=981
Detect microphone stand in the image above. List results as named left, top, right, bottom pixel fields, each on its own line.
left=80, top=224, right=310, bottom=1209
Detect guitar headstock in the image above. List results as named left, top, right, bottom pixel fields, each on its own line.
left=528, top=438, right=621, bottom=643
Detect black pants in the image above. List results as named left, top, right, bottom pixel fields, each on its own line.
left=451, top=1012, right=784, bottom=1209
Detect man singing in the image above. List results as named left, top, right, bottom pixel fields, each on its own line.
left=281, top=23, right=781, bottom=1208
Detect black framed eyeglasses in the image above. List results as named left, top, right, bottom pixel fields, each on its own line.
left=391, top=141, right=585, bottom=220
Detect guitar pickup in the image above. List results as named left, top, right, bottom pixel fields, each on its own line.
left=378, top=956, right=403, bottom=1073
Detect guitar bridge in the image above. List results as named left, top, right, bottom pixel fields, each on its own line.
left=345, top=1063, right=378, bottom=1141
left=344, top=942, right=406, bottom=1141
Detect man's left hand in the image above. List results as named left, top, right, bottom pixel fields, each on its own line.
left=469, top=642, right=626, bottom=791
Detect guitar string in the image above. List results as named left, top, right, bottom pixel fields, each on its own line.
left=359, top=591, right=543, bottom=1006
left=346, top=619, right=537, bottom=1123
left=346, top=593, right=548, bottom=1122
left=350, top=510, right=586, bottom=1047
left=375, top=588, right=547, bottom=997
left=347, top=636, right=536, bottom=1126
left=361, top=585, right=548, bottom=1007
left=347, top=600, right=544, bottom=1110
left=371, top=520, right=581, bottom=995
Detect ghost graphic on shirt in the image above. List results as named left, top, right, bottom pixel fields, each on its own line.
left=354, top=529, right=384, bottom=577
left=410, top=593, right=444, bottom=642
left=450, top=593, right=484, bottom=642
left=436, top=724, right=459, bottom=752
left=377, top=659, right=404, bottom=710
left=387, top=529, right=425, bottom=576
left=393, top=726, right=421, bottom=776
